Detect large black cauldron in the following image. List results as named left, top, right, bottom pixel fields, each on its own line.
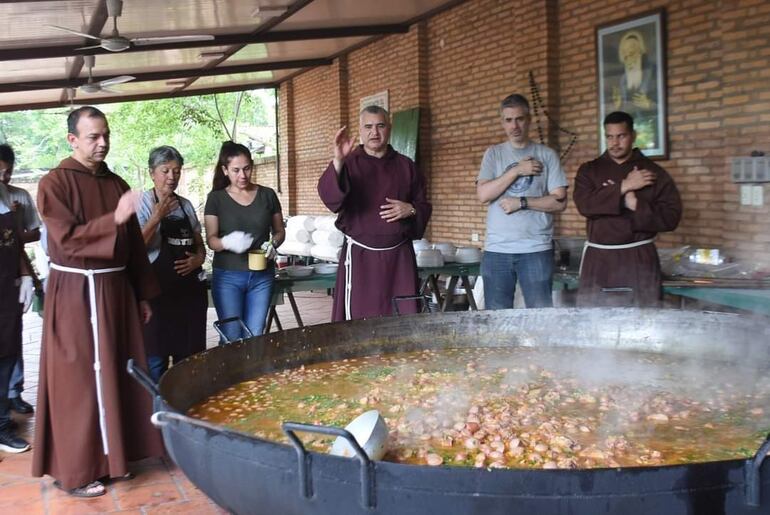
left=129, top=308, right=770, bottom=515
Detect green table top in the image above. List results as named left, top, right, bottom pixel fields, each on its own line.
left=663, top=286, right=770, bottom=316
left=273, top=262, right=482, bottom=296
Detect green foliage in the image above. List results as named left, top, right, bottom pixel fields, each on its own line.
left=0, top=89, right=276, bottom=197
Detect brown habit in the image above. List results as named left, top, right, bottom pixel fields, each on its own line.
left=573, top=150, right=681, bottom=307
left=32, top=158, right=163, bottom=489
left=318, top=145, right=432, bottom=321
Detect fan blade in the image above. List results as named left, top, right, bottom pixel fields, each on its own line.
left=46, top=25, right=102, bottom=41
left=99, top=75, right=135, bottom=87
left=131, top=35, right=214, bottom=46
left=75, top=45, right=104, bottom=51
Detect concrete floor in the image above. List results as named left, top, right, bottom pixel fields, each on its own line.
left=0, top=290, right=333, bottom=514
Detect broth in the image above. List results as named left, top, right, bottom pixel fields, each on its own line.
left=188, top=347, right=770, bottom=469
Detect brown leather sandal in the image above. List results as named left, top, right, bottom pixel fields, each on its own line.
left=53, top=479, right=106, bottom=498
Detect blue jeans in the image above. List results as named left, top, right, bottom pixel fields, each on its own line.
left=147, top=354, right=188, bottom=383
left=7, top=355, right=23, bottom=399
left=481, top=249, right=553, bottom=309
left=211, top=268, right=274, bottom=343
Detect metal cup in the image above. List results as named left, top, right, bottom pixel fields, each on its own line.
left=248, top=250, right=267, bottom=271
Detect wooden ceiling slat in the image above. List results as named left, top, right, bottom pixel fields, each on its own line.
left=0, top=81, right=279, bottom=113
left=0, top=58, right=331, bottom=93
left=0, top=25, right=410, bottom=62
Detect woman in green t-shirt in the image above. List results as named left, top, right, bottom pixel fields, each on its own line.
left=204, top=142, right=285, bottom=342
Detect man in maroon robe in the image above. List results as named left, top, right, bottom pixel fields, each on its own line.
left=32, top=107, right=163, bottom=497
left=318, top=105, right=432, bottom=321
left=573, top=111, right=681, bottom=307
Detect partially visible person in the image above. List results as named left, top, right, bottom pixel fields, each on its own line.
left=0, top=143, right=40, bottom=416
left=136, top=146, right=207, bottom=382
left=573, top=111, right=681, bottom=307
left=318, top=105, right=432, bottom=321
left=32, top=106, right=163, bottom=497
left=476, top=94, right=568, bottom=310
left=204, top=141, right=284, bottom=342
left=0, top=181, right=34, bottom=453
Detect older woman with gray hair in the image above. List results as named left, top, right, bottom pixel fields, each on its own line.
left=137, top=145, right=207, bottom=382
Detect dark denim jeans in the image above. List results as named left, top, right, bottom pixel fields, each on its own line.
left=481, top=249, right=553, bottom=309
left=7, top=355, right=23, bottom=398
left=147, top=354, right=189, bottom=383
left=211, top=267, right=274, bottom=343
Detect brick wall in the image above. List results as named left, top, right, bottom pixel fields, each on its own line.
left=279, top=0, right=770, bottom=262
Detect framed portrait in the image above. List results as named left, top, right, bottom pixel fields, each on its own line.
left=360, top=90, right=389, bottom=112
left=596, top=9, right=667, bottom=159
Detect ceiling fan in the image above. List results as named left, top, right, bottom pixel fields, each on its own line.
left=47, top=0, right=214, bottom=52
left=79, top=55, right=135, bottom=94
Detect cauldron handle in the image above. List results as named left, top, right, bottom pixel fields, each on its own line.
left=126, top=358, right=159, bottom=397
left=392, top=294, right=432, bottom=315
left=282, top=421, right=376, bottom=510
left=213, top=317, right=253, bottom=344
left=745, top=432, right=770, bottom=507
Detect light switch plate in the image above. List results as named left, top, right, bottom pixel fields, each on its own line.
left=471, top=232, right=479, bottom=242
left=741, top=184, right=753, bottom=205
left=752, top=185, right=764, bottom=206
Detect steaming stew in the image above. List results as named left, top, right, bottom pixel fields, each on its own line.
left=188, top=347, right=770, bottom=469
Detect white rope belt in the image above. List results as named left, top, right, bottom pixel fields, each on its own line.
left=50, top=262, right=126, bottom=456
left=579, top=237, right=655, bottom=277
left=344, top=235, right=406, bottom=320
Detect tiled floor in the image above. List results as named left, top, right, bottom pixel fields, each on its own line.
left=0, top=291, right=333, bottom=514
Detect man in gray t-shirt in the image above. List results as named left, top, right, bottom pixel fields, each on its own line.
left=476, top=94, right=568, bottom=309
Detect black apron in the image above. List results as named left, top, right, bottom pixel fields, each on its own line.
left=0, top=212, right=22, bottom=358
left=142, top=199, right=207, bottom=358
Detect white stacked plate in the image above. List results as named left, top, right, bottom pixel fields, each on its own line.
left=312, top=263, right=339, bottom=275
left=455, top=247, right=482, bottom=264
left=416, top=249, right=444, bottom=268
left=285, top=265, right=314, bottom=278
left=413, top=239, right=431, bottom=252
left=433, top=242, right=456, bottom=263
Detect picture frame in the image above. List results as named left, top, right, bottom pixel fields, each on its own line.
left=596, top=9, right=667, bottom=159
left=359, top=90, right=389, bottom=113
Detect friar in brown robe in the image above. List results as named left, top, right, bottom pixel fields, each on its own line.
left=573, top=111, right=681, bottom=307
left=318, top=105, right=432, bottom=321
left=32, top=107, right=163, bottom=494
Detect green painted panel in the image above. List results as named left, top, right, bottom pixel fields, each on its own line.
left=390, top=108, right=419, bottom=161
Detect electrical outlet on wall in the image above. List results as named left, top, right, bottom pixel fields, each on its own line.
left=752, top=185, right=764, bottom=207
left=741, top=185, right=753, bottom=206
left=471, top=232, right=479, bottom=242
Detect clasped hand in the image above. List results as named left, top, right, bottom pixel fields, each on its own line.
left=498, top=197, right=521, bottom=214
left=621, top=166, right=656, bottom=193
left=516, top=157, right=543, bottom=176
left=153, top=192, right=180, bottom=221
left=174, top=251, right=204, bottom=276
left=380, top=197, right=413, bottom=222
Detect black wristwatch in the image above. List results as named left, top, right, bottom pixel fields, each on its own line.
left=519, top=197, right=528, bottom=210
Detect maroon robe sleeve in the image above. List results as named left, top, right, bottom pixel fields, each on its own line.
left=404, top=160, right=431, bottom=240
left=38, top=170, right=119, bottom=261
left=631, top=169, right=682, bottom=233
left=573, top=162, right=624, bottom=219
left=317, top=162, right=351, bottom=213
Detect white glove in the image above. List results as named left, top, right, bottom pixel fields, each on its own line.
left=18, top=276, right=34, bottom=313
left=261, top=240, right=277, bottom=260
left=220, top=231, right=255, bottom=254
